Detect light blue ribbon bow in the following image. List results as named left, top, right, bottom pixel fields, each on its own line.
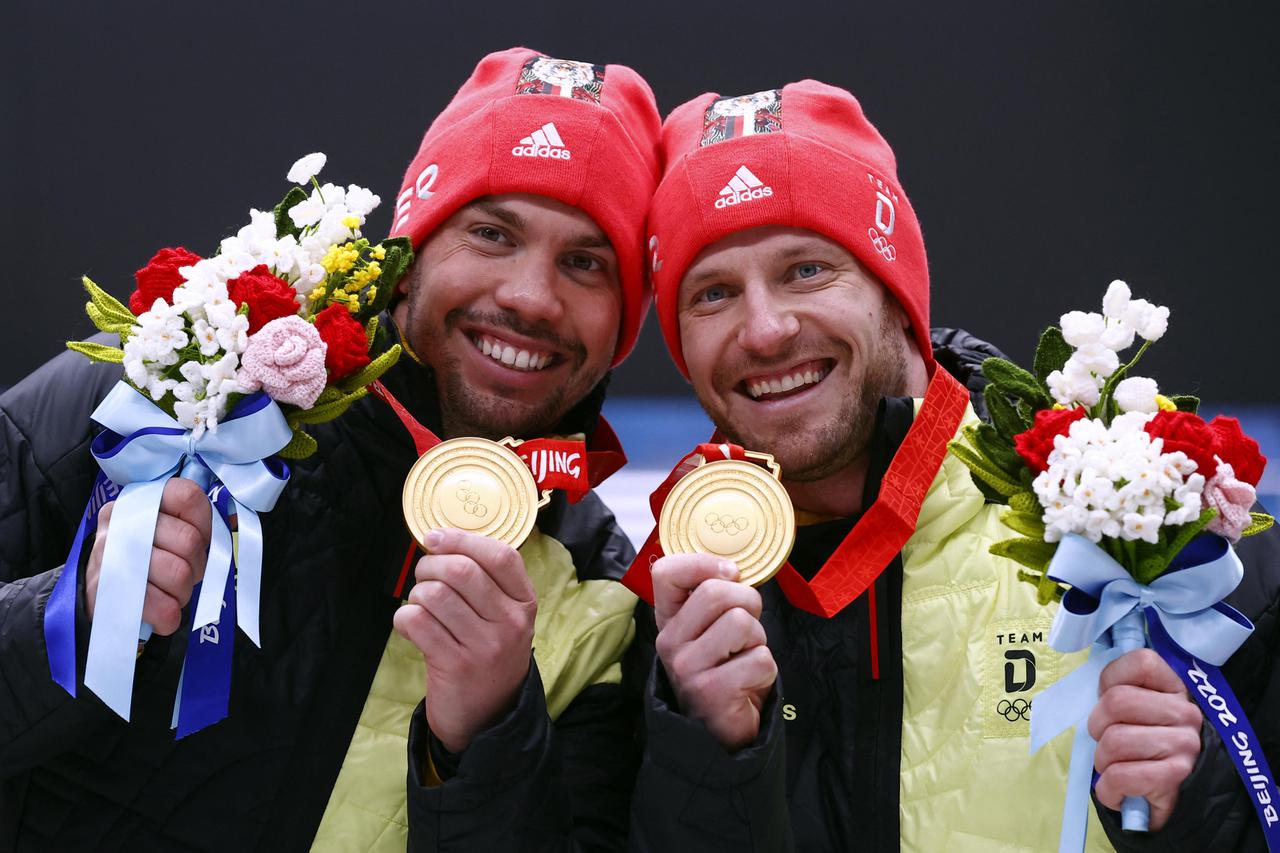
left=1030, top=532, right=1253, bottom=852
left=85, top=381, right=291, bottom=719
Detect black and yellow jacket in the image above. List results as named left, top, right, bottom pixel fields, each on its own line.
left=629, top=329, right=1280, bottom=852
left=0, top=322, right=639, bottom=852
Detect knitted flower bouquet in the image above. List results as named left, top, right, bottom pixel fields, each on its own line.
left=47, top=155, right=412, bottom=737
left=70, top=152, right=408, bottom=455
left=949, top=281, right=1278, bottom=849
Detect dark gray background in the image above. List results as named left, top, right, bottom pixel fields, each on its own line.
left=3, top=0, right=1276, bottom=399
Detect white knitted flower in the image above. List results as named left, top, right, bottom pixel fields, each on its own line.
left=1102, top=280, right=1131, bottom=319
left=1114, top=376, right=1160, bottom=413
left=287, top=152, right=327, bottom=185
left=344, top=185, right=381, bottom=217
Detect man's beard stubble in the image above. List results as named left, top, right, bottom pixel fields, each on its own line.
left=405, top=299, right=592, bottom=440
left=706, top=310, right=910, bottom=484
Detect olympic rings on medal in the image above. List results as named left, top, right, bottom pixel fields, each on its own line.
left=705, top=512, right=750, bottom=536
left=455, top=480, right=489, bottom=518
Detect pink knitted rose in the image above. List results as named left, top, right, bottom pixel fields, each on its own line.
left=240, top=315, right=328, bottom=408
left=1203, top=460, right=1257, bottom=543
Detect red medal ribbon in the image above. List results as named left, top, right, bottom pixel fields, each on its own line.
left=623, top=443, right=749, bottom=603
left=368, top=380, right=627, bottom=594
left=622, top=368, right=970, bottom=618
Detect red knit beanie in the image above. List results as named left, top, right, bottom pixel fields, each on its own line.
left=647, top=82, right=932, bottom=377
left=390, top=48, right=662, bottom=366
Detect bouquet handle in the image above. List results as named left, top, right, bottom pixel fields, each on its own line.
left=1111, top=608, right=1151, bottom=833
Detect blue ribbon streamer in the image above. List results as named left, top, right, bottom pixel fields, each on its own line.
left=44, top=381, right=291, bottom=722
left=1031, top=533, right=1261, bottom=852
left=173, top=487, right=238, bottom=739
left=44, top=473, right=119, bottom=695
left=1147, top=611, right=1280, bottom=850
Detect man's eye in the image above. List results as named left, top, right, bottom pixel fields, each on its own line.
left=473, top=226, right=507, bottom=243
left=567, top=254, right=603, bottom=272
left=701, top=285, right=728, bottom=304
left=795, top=263, right=823, bottom=279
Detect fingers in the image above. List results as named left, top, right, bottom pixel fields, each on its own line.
left=1098, top=648, right=1187, bottom=697
left=678, top=644, right=779, bottom=749
left=651, top=553, right=739, bottom=628
left=424, top=529, right=533, bottom=603
left=710, top=644, right=779, bottom=698
left=85, top=502, right=114, bottom=619
left=657, top=580, right=764, bottom=655
left=665, top=606, right=767, bottom=681
left=1094, top=757, right=1194, bottom=827
left=141, top=582, right=184, bottom=636
left=1094, top=723, right=1201, bottom=773
left=86, top=481, right=212, bottom=622
left=393, top=602, right=459, bottom=657
left=1088, top=684, right=1202, bottom=741
left=407, top=578, right=484, bottom=644
left=160, top=478, right=213, bottom=541
left=150, top=513, right=209, bottom=592
left=413, top=553, right=510, bottom=623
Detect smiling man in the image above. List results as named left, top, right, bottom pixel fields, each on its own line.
left=624, top=81, right=1280, bottom=852
left=0, top=48, right=660, bottom=852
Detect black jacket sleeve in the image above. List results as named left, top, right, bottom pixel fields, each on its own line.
left=628, top=658, right=791, bottom=853
left=0, top=352, right=111, bottom=774
left=406, top=659, right=637, bottom=852
left=1095, top=521, right=1280, bottom=852
left=0, top=347, right=180, bottom=775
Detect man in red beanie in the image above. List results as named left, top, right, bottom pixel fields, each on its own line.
left=623, top=82, right=1280, bottom=851
left=0, top=48, right=660, bottom=851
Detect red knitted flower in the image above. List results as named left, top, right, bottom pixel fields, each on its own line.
left=1144, top=410, right=1218, bottom=478
left=129, top=247, right=202, bottom=314
left=313, top=303, right=371, bottom=380
left=1014, top=407, right=1087, bottom=473
left=1208, top=416, right=1266, bottom=487
left=228, top=265, right=301, bottom=334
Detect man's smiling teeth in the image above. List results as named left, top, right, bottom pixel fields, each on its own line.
left=472, top=334, right=553, bottom=371
left=746, top=367, right=828, bottom=399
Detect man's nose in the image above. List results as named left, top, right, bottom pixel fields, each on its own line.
left=736, top=289, right=800, bottom=357
left=492, top=253, right=566, bottom=326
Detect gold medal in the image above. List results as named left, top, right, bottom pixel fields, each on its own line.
left=402, top=437, right=550, bottom=550
left=658, top=451, right=795, bottom=587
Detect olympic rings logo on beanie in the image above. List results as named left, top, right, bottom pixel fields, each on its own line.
left=647, top=82, right=933, bottom=378
left=390, top=48, right=662, bottom=366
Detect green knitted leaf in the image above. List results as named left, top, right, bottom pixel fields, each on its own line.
left=357, top=237, right=413, bottom=322
left=86, top=303, right=134, bottom=335
left=365, top=315, right=380, bottom=348
left=983, top=358, right=1050, bottom=408
left=1032, top=326, right=1072, bottom=383
left=273, top=187, right=309, bottom=239
left=290, top=387, right=368, bottom=426
left=1169, top=395, right=1200, bottom=414
left=1035, top=568, right=1066, bottom=604
left=82, top=276, right=135, bottom=325
left=1242, top=512, right=1275, bottom=538
left=1000, top=508, right=1046, bottom=539
left=990, top=536, right=1058, bottom=574
left=277, top=429, right=318, bottom=459
left=948, top=440, right=1022, bottom=498
left=968, top=423, right=1025, bottom=477
left=338, top=344, right=402, bottom=394
left=972, top=477, right=1007, bottom=503
left=985, top=384, right=1030, bottom=440
left=66, top=340, right=125, bottom=363
left=1009, top=491, right=1041, bottom=515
